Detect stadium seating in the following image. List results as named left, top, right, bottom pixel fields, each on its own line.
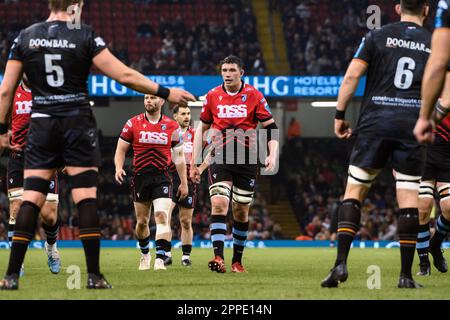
left=0, top=0, right=263, bottom=74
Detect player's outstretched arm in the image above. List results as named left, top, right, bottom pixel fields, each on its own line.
left=0, top=60, right=23, bottom=151
left=433, top=72, right=450, bottom=124
left=415, top=29, right=450, bottom=143
left=335, top=59, right=368, bottom=139
left=93, top=49, right=195, bottom=105
left=419, top=30, right=450, bottom=121
left=114, top=138, right=130, bottom=185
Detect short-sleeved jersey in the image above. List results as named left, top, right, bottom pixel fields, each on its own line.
left=120, top=114, right=180, bottom=174
left=11, top=84, right=32, bottom=148
left=353, top=22, right=431, bottom=141
left=8, top=21, right=107, bottom=116
left=169, top=126, right=195, bottom=174
left=200, top=82, right=273, bottom=163
left=435, top=0, right=450, bottom=28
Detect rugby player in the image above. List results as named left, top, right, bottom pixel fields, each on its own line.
left=115, top=95, right=188, bottom=271
left=190, top=55, right=278, bottom=273
left=0, top=0, right=194, bottom=290
left=321, top=0, right=431, bottom=288
left=414, top=0, right=450, bottom=276
left=7, top=76, right=61, bottom=275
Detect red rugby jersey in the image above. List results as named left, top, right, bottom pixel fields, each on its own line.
left=11, top=84, right=32, bottom=148
left=169, top=126, right=195, bottom=174
left=120, top=113, right=180, bottom=174
left=200, top=82, right=273, bottom=161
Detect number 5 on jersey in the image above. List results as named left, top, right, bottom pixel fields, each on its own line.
left=45, top=54, right=64, bottom=87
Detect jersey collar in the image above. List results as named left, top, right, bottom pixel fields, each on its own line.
left=222, top=81, right=245, bottom=96
left=144, top=112, right=163, bottom=124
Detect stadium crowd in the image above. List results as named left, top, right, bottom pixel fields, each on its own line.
left=0, top=0, right=264, bottom=75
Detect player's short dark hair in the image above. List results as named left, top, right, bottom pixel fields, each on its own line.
left=49, top=0, right=83, bottom=12
left=173, top=105, right=189, bottom=114
left=220, top=55, right=244, bottom=70
left=400, top=0, right=427, bottom=15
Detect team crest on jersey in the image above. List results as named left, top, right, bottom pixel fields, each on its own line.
left=50, top=181, right=55, bottom=190
left=250, top=179, right=255, bottom=187
left=187, top=133, right=192, bottom=140
left=161, top=124, right=167, bottom=131
left=188, top=197, right=192, bottom=204
left=241, top=94, right=247, bottom=102
left=163, top=187, right=169, bottom=194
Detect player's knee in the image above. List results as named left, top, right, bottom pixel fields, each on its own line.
left=180, top=219, right=191, bottom=230
left=154, top=211, right=168, bottom=225
left=212, top=202, right=228, bottom=215
left=136, top=220, right=149, bottom=230
left=180, top=215, right=192, bottom=230
left=68, top=170, right=98, bottom=190
left=394, top=171, right=421, bottom=191
left=347, top=165, right=377, bottom=188
left=153, top=198, right=172, bottom=225
left=41, top=203, right=57, bottom=222
left=232, top=202, right=249, bottom=221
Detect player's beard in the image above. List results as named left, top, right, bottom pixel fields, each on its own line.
left=145, top=104, right=160, bottom=114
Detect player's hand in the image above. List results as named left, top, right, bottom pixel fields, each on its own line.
left=0, top=131, right=22, bottom=152
left=334, top=119, right=352, bottom=139
left=168, top=88, right=196, bottom=107
left=115, top=168, right=126, bottom=185
left=190, top=166, right=201, bottom=184
left=264, top=154, right=277, bottom=173
left=177, top=182, right=188, bottom=201
left=414, top=117, right=435, bottom=144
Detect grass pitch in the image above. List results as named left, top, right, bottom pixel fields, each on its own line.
left=0, top=248, right=449, bottom=300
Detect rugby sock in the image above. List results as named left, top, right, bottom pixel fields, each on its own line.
left=42, top=215, right=61, bottom=246
left=431, top=215, right=450, bottom=246
left=182, top=244, right=192, bottom=258
left=232, top=220, right=248, bottom=264
left=138, top=236, right=150, bottom=255
left=398, top=208, right=419, bottom=279
left=335, top=199, right=361, bottom=266
left=210, top=215, right=227, bottom=259
left=165, top=241, right=172, bottom=257
left=6, top=201, right=40, bottom=276
left=8, top=221, right=15, bottom=246
left=416, top=223, right=430, bottom=263
left=77, top=199, right=101, bottom=275
left=156, top=239, right=169, bottom=260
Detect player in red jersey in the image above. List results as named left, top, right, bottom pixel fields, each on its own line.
left=190, top=56, right=279, bottom=273
left=114, top=94, right=188, bottom=271
left=163, top=105, right=210, bottom=267
left=416, top=73, right=450, bottom=276
left=7, top=76, right=61, bottom=275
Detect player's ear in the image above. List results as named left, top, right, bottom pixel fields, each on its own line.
left=240, top=68, right=245, bottom=77
left=395, top=4, right=401, bottom=16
